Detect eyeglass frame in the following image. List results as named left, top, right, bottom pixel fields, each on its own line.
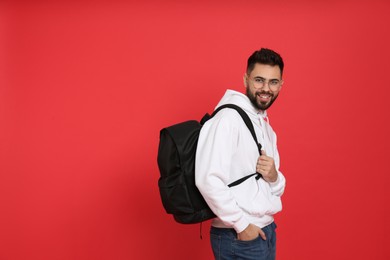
left=245, top=74, right=283, bottom=90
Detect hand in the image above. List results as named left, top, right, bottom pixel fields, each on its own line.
left=256, top=150, right=278, bottom=183
left=237, top=223, right=266, bottom=241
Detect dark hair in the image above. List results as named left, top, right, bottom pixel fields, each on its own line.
left=247, top=48, right=284, bottom=76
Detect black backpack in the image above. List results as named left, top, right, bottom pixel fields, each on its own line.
left=157, top=104, right=262, bottom=224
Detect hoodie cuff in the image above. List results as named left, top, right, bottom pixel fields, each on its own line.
left=233, top=216, right=250, bottom=233
left=268, top=174, right=280, bottom=188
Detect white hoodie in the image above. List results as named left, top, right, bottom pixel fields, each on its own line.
left=195, top=89, right=286, bottom=233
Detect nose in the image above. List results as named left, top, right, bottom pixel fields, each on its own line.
left=261, top=81, right=271, bottom=91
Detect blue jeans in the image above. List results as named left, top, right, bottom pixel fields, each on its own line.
left=210, top=222, right=277, bottom=260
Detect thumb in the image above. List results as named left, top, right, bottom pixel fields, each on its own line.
left=261, top=150, right=267, bottom=156
left=258, top=228, right=267, bottom=240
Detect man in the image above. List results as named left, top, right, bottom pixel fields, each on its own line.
left=195, top=48, right=286, bottom=260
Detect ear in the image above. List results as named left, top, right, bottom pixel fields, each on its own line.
left=243, top=74, right=248, bottom=87
left=279, top=79, right=284, bottom=90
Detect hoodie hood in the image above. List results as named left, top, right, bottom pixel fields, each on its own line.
left=215, top=89, right=268, bottom=119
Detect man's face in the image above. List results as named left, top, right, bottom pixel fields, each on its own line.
left=245, top=63, right=283, bottom=111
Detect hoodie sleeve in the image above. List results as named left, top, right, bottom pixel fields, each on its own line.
left=269, top=171, right=286, bottom=196
left=195, top=111, right=250, bottom=233
left=268, top=132, right=286, bottom=196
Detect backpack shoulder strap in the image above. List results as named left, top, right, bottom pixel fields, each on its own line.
left=211, top=104, right=262, bottom=154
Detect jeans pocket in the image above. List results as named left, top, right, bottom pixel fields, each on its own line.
left=236, top=234, right=266, bottom=246
left=235, top=235, right=268, bottom=258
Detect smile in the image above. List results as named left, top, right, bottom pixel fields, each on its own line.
left=257, top=93, right=272, bottom=102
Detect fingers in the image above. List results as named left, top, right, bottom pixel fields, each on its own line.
left=256, top=157, right=273, bottom=172
left=258, top=151, right=272, bottom=165
left=237, top=224, right=267, bottom=241
left=256, top=153, right=278, bottom=182
left=257, top=164, right=268, bottom=173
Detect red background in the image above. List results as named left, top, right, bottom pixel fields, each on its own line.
left=1, top=1, right=390, bottom=259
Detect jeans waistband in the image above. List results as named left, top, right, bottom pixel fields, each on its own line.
left=211, top=222, right=276, bottom=236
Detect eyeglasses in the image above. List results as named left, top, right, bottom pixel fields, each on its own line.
left=247, top=76, right=282, bottom=90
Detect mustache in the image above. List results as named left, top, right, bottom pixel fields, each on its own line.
left=256, top=90, right=274, bottom=97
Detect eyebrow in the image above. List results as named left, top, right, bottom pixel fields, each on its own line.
left=253, top=76, right=280, bottom=81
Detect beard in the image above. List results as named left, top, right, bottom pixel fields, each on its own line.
left=246, top=86, right=278, bottom=111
